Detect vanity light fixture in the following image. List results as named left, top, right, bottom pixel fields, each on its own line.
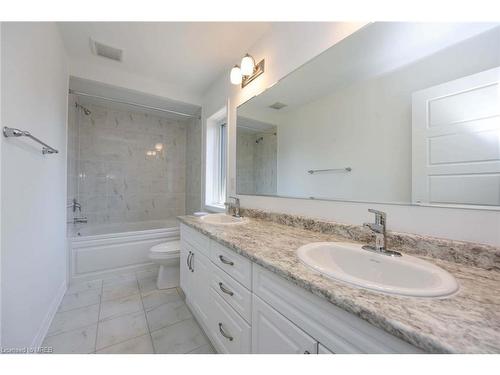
left=240, top=54, right=255, bottom=76
left=230, top=65, right=243, bottom=85
left=230, top=53, right=265, bottom=88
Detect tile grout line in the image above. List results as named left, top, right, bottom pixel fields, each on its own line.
left=147, top=314, right=194, bottom=336
left=94, top=276, right=148, bottom=352
left=93, top=279, right=104, bottom=353
left=95, top=332, right=151, bottom=354
left=137, top=276, right=156, bottom=354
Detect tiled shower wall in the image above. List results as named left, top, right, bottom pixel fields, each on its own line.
left=236, top=130, right=277, bottom=195
left=185, top=115, right=202, bottom=215
left=67, top=98, right=201, bottom=227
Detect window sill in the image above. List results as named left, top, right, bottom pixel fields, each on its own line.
left=204, top=204, right=225, bottom=213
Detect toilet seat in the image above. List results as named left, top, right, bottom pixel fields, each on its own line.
left=148, top=240, right=181, bottom=290
left=149, top=241, right=180, bottom=260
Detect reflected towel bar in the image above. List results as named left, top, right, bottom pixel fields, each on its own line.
left=308, top=167, right=352, bottom=174
left=3, top=126, right=59, bottom=155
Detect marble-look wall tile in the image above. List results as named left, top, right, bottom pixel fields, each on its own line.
left=236, top=129, right=277, bottom=195
left=185, top=116, right=202, bottom=215
left=69, top=103, right=195, bottom=226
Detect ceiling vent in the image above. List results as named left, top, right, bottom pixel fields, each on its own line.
left=90, top=38, right=123, bottom=62
left=269, top=102, right=287, bottom=110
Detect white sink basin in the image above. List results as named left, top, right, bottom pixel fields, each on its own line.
left=297, top=242, right=458, bottom=298
left=200, top=213, right=248, bottom=225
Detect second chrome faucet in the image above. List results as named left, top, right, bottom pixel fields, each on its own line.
left=363, top=209, right=401, bottom=257
left=224, top=196, right=241, bottom=218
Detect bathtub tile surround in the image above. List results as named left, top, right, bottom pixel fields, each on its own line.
left=236, top=129, right=277, bottom=195
left=231, top=207, right=500, bottom=271
left=178, top=213, right=500, bottom=353
left=42, top=270, right=215, bottom=354
left=185, top=114, right=203, bottom=215
left=67, top=102, right=202, bottom=227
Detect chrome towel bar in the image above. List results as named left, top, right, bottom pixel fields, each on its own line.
left=3, top=126, right=59, bottom=155
left=308, top=167, right=352, bottom=174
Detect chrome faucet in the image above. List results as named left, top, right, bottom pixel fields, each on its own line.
left=225, top=196, right=241, bottom=218
left=363, top=209, right=401, bottom=257
left=68, top=198, right=82, bottom=213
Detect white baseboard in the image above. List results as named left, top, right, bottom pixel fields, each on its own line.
left=31, top=280, right=67, bottom=348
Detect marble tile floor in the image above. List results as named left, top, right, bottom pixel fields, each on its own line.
left=43, top=269, right=215, bottom=354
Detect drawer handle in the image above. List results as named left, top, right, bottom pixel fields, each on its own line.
left=218, top=323, right=233, bottom=341
left=218, top=282, right=234, bottom=296
left=219, top=255, right=234, bottom=266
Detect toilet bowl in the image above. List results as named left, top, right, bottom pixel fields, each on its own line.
left=148, top=240, right=181, bottom=290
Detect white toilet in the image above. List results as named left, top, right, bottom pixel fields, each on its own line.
left=148, top=240, right=181, bottom=290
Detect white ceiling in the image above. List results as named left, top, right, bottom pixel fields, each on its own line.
left=58, top=22, right=272, bottom=99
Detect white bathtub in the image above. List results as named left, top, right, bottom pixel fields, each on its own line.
left=69, top=220, right=180, bottom=283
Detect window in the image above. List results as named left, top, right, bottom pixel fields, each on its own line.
left=217, top=123, right=227, bottom=204
left=205, top=108, right=228, bottom=210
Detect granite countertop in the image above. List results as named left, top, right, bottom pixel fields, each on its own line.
left=178, top=214, right=500, bottom=353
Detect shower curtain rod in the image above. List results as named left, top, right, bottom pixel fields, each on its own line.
left=69, top=90, right=200, bottom=119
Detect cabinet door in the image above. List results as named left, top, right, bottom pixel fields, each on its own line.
left=180, top=242, right=191, bottom=298
left=190, top=249, right=211, bottom=327
left=252, top=294, right=317, bottom=354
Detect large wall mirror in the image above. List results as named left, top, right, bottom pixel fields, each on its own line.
left=236, top=22, right=500, bottom=209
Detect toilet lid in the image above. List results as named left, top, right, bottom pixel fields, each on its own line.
left=150, top=241, right=181, bottom=254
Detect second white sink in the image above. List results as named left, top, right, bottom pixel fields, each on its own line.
left=297, top=242, right=458, bottom=298
left=200, top=213, right=248, bottom=225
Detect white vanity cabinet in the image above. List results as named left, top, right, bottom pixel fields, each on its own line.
left=179, top=224, right=422, bottom=354
left=180, top=225, right=211, bottom=329
left=252, top=294, right=318, bottom=354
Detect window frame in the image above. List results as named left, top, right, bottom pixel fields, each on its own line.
left=205, top=107, right=228, bottom=211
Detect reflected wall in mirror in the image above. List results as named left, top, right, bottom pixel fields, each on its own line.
left=236, top=22, right=500, bottom=208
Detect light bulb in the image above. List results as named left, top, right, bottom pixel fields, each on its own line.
left=230, top=65, right=242, bottom=85
left=240, top=54, right=255, bottom=76
left=155, top=143, right=163, bottom=152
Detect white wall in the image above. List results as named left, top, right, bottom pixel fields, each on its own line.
left=201, top=22, right=500, bottom=247
left=1, top=23, right=68, bottom=348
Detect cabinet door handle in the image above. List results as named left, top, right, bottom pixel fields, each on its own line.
left=218, top=282, right=234, bottom=296
left=190, top=252, right=195, bottom=272
left=218, top=323, right=233, bottom=341
left=219, top=255, right=234, bottom=266
left=186, top=251, right=192, bottom=270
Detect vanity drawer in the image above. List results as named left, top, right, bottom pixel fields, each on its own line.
left=180, top=224, right=210, bottom=257
left=210, top=241, right=252, bottom=289
left=209, top=287, right=251, bottom=354
left=210, top=262, right=252, bottom=323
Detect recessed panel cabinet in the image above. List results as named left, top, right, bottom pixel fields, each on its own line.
left=180, top=227, right=211, bottom=329
left=180, top=224, right=421, bottom=354
left=252, top=294, right=318, bottom=354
